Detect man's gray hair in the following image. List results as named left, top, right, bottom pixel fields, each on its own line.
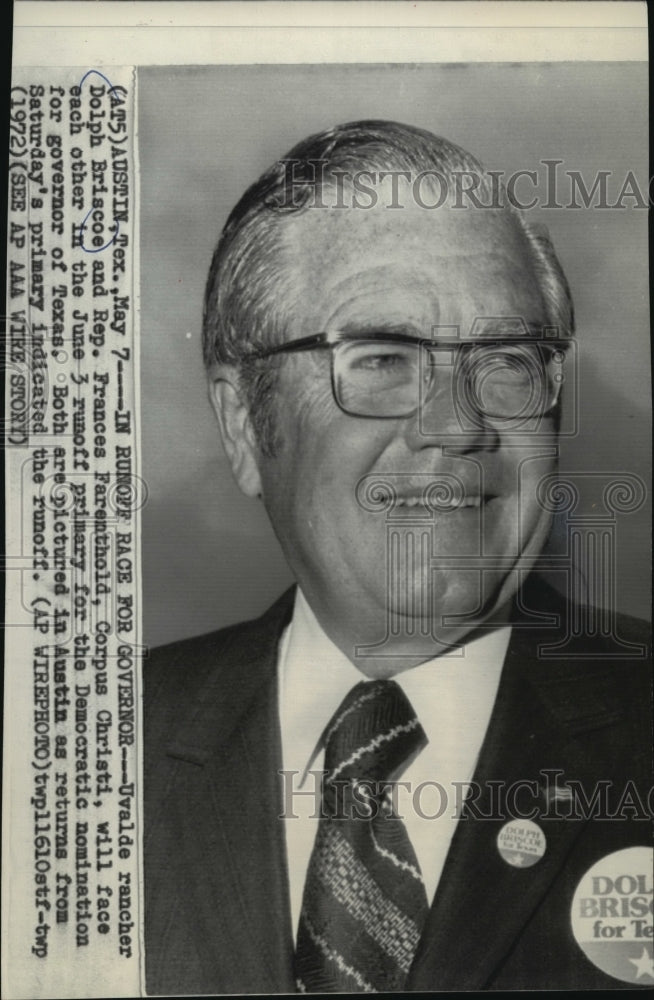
left=203, top=119, right=575, bottom=454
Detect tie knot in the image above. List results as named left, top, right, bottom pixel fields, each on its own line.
left=322, top=679, right=427, bottom=785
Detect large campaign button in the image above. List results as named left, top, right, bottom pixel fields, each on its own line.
left=570, top=846, right=653, bottom=985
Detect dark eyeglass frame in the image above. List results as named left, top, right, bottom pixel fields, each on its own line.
left=238, top=330, right=571, bottom=419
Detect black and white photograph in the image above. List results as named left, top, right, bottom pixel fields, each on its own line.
left=3, top=4, right=652, bottom=997
left=140, top=58, right=652, bottom=994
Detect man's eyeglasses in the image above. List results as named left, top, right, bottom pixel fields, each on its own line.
left=239, top=330, right=569, bottom=421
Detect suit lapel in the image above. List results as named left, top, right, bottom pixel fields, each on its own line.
left=165, top=590, right=296, bottom=992
left=408, top=613, right=629, bottom=990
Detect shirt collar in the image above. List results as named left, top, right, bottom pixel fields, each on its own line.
left=278, top=588, right=511, bottom=782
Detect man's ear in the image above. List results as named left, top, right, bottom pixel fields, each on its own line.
left=209, top=372, right=263, bottom=498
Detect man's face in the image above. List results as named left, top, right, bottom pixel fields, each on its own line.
left=249, top=191, right=557, bottom=673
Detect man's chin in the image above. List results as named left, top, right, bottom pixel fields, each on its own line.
left=392, top=569, right=516, bottom=626
left=390, top=571, right=504, bottom=613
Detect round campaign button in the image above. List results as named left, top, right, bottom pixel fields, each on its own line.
left=496, top=819, right=546, bottom=868
left=570, top=846, right=654, bottom=985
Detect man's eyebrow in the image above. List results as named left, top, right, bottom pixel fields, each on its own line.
left=336, top=318, right=549, bottom=340
left=337, top=321, right=424, bottom=339
left=462, top=317, right=547, bottom=339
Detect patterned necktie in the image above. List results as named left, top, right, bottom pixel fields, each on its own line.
left=294, top=679, right=429, bottom=993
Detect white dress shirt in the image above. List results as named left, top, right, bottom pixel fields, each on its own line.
left=278, top=588, right=511, bottom=938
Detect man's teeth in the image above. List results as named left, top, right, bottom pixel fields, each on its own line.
left=393, top=495, right=482, bottom=508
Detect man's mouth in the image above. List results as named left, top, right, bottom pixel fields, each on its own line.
left=355, top=474, right=499, bottom=515
left=393, top=493, right=484, bottom=509
left=377, top=491, right=498, bottom=512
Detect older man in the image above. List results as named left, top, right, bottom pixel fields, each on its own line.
left=144, top=121, right=650, bottom=993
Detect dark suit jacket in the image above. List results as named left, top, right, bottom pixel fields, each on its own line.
left=144, top=580, right=651, bottom=993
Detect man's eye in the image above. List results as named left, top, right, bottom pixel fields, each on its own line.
left=468, top=347, right=545, bottom=380
left=357, top=352, right=409, bottom=370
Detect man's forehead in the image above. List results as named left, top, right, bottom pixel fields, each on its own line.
left=277, top=194, right=543, bottom=335
left=281, top=195, right=532, bottom=271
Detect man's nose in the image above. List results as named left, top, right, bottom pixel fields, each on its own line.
left=401, top=379, right=500, bottom=454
